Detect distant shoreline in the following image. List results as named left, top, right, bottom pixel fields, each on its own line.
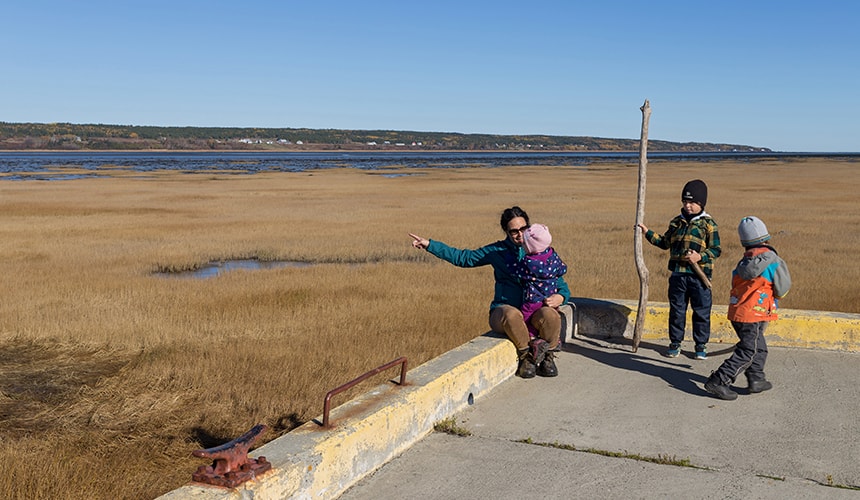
left=2, top=149, right=857, bottom=156
left=0, top=123, right=772, bottom=152
left=3, top=148, right=638, bottom=154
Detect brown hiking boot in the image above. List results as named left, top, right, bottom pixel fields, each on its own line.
left=537, top=350, right=558, bottom=377
left=516, top=348, right=536, bottom=378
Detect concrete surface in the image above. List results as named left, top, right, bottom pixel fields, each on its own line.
left=158, top=300, right=860, bottom=499
left=341, top=337, right=860, bottom=499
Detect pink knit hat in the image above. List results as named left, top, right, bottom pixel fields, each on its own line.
left=523, top=224, right=552, bottom=254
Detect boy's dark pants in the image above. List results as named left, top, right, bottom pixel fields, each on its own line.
left=712, top=321, right=769, bottom=385
left=667, top=273, right=711, bottom=346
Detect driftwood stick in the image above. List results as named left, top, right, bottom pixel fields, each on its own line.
left=632, top=100, right=651, bottom=352
left=686, top=251, right=713, bottom=289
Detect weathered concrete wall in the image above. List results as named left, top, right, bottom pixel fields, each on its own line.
left=157, top=334, right=515, bottom=500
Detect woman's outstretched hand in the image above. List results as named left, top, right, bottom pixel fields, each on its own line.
left=409, top=233, right=429, bottom=250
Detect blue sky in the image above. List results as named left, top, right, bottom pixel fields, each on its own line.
left=2, top=1, right=858, bottom=152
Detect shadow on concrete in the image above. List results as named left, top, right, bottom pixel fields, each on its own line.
left=567, top=337, right=712, bottom=397
left=636, top=339, right=737, bottom=360
left=482, top=330, right=507, bottom=340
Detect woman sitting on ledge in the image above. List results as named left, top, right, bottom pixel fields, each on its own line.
left=409, top=206, right=570, bottom=378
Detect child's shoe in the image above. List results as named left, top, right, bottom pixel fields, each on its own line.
left=747, top=372, right=773, bottom=393
left=665, top=343, right=681, bottom=358
left=529, top=338, right=549, bottom=366
left=704, top=373, right=738, bottom=401
left=749, top=380, right=772, bottom=393
left=694, top=344, right=707, bottom=360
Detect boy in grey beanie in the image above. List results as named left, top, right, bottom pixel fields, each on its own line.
left=705, top=216, right=792, bottom=400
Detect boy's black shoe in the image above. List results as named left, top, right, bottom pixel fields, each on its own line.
left=748, top=379, right=773, bottom=393
left=537, top=351, right=558, bottom=377
left=705, top=374, right=738, bottom=401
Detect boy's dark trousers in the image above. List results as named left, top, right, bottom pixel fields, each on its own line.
left=667, top=273, right=712, bottom=346
left=712, top=321, right=769, bottom=385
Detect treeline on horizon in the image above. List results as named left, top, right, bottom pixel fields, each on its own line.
left=0, top=121, right=770, bottom=152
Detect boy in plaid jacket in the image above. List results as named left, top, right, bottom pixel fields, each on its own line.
left=638, top=179, right=721, bottom=359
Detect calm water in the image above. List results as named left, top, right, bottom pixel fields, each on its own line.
left=1, top=151, right=857, bottom=181
left=157, top=259, right=313, bottom=279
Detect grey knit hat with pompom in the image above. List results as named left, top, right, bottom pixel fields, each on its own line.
left=738, top=216, right=771, bottom=247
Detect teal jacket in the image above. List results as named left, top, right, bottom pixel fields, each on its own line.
left=426, top=238, right=571, bottom=311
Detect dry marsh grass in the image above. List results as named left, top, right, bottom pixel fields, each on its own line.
left=0, top=159, right=858, bottom=498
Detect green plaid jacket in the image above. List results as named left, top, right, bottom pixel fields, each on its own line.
left=645, top=212, right=721, bottom=278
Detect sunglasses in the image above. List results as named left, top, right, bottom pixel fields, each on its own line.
left=507, top=225, right=530, bottom=236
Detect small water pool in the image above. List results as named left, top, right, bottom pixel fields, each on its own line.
left=158, top=259, right=312, bottom=279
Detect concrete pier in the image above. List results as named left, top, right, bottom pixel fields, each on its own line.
left=159, top=299, right=860, bottom=499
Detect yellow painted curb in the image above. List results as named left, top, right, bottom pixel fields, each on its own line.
left=570, top=298, right=860, bottom=352
left=157, top=334, right=515, bottom=499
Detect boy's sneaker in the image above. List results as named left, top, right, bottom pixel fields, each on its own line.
left=665, top=343, right=681, bottom=358
left=695, top=344, right=707, bottom=360
left=704, top=374, right=738, bottom=401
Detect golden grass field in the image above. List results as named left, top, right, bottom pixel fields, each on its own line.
left=1, top=158, right=858, bottom=499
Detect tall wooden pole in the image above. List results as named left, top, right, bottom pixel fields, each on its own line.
left=632, top=100, right=651, bottom=352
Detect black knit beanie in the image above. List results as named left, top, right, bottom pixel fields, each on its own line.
left=681, top=179, right=708, bottom=208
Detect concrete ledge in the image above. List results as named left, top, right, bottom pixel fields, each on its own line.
left=568, top=298, right=860, bottom=352
left=157, top=299, right=858, bottom=499
left=157, top=333, right=515, bottom=500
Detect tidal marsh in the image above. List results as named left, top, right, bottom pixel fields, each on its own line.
left=0, top=159, right=857, bottom=499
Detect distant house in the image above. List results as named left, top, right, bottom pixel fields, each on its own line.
left=296, top=140, right=304, bottom=145
left=367, top=141, right=377, bottom=146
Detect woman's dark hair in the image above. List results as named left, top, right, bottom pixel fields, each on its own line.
left=500, top=206, right=530, bottom=231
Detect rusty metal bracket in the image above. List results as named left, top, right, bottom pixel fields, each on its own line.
left=322, top=357, right=407, bottom=428
left=191, top=424, right=271, bottom=488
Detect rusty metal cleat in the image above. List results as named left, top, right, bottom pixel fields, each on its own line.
left=191, top=424, right=272, bottom=488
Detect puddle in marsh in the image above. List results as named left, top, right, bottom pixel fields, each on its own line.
left=158, top=259, right=313, bottom=279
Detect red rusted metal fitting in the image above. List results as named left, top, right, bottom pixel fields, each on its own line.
left=191, top=424, right=272, bottom=488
